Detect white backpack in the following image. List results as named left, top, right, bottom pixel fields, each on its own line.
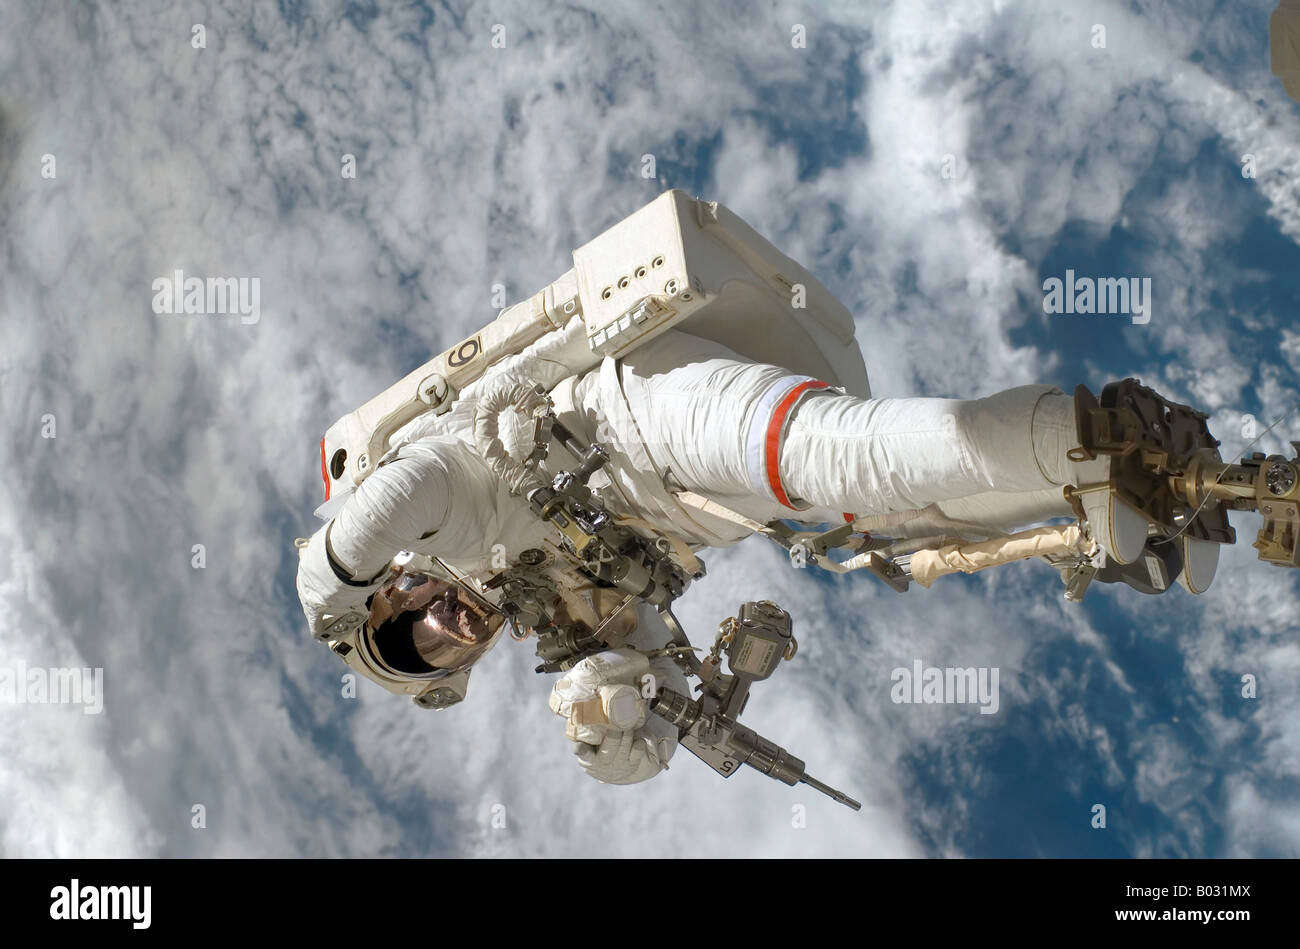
left=316, top=189, right=872, bottom=512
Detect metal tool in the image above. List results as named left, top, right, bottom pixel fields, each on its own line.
left=651, top=600, right=861, bottom=811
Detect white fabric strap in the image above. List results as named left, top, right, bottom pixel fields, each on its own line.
left=673, top=490, right=775, bottom=536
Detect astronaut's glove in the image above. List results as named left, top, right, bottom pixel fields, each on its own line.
left=548, top=647, right=682, bottom=785
left=295, top=526, right=384, bottom=641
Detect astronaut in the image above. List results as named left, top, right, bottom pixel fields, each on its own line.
left=296, top=322, right=1125, bottom=785
left=296, top=192, right=1295, bottom=790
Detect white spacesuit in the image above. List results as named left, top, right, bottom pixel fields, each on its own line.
left=297, top=191, right=1296, bottom=791
left=297, top=325, right=1105, bottom=784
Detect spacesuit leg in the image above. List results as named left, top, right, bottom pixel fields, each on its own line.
left=611, top=331, right=1099, bottom=529
left=919, top=487, right=1074, bottom=538
left=776, top=384, right=1100, bottom=518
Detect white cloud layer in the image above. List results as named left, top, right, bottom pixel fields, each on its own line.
left=1, top=0, right=1297, bottom=857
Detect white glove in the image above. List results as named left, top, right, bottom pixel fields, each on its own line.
left=295, top=525, right=381, bottom=640
left=548, top=648, right=682, bottom=785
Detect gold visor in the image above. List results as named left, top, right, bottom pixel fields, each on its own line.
left=364, top=571, right=505, bottom=679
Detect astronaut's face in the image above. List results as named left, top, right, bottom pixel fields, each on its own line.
left=411, top=588, right=495, bottom=662
left=369, top=572, right=440, bottom=623
left=366, top=572, right=503, bottom=678
left=426, top=588, right=493, bottom=640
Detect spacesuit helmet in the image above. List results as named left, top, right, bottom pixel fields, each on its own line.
left=362, top=570, right=506, bottom=681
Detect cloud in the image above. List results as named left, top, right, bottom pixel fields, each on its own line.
left=1, top=0, right=1297, bottom=857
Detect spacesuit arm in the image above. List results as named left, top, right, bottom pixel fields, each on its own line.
left=295, top=443, right=482, bottom=639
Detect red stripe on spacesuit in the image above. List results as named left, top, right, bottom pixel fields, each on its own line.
left=320, top=437, right=330, bottom=501
left=765, top=380, right=829, bottom=508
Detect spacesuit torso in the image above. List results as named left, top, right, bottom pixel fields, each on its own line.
left=298, top=334, right=752, bottom=786
left=347, top=327, right=807, bottom=577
